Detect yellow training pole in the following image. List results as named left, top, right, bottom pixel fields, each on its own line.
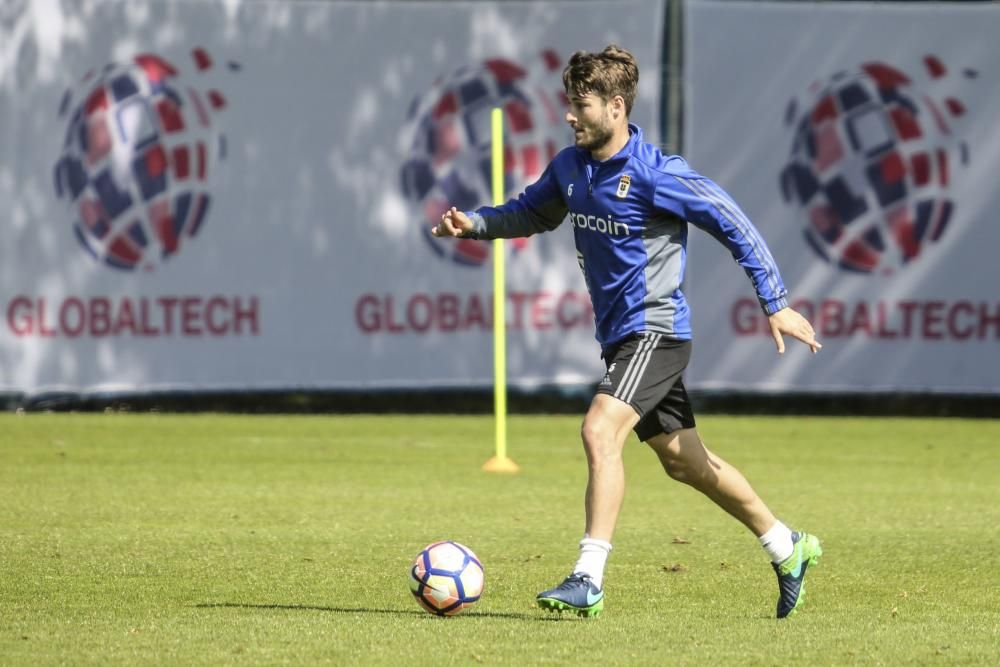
left=482, top=107, right=519, bottom=473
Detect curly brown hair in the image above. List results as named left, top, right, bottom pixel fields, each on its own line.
left=562, top=45, right=639, bottom=115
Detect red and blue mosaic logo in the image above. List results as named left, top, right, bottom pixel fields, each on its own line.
left=399, top=50, right=568, bottom=267
left=780, top=56, right=975, bottom=274
left=53, top=49, right=235, bottom=271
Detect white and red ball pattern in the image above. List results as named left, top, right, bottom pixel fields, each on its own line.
left=408, top=541, right=484, bottom=616
left=399, top=51, right=568, bottom=267
left=779, top=56, right=973, bottom=274
left=53, top=50, right=229, bottom=271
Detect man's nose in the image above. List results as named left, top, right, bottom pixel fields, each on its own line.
left=566, top=111, right=577, bottom=124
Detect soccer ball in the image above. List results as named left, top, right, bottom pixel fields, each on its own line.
left=408, top=541, right=484, bottom=616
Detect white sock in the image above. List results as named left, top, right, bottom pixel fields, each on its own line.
left=759, top=521, right=794, bottom=563
left=572, top=537, right=612, bottom=588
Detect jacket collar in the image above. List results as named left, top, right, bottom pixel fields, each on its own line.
left=577, top=123, right=642, bottom=164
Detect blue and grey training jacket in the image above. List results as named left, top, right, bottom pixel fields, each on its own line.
left=467, top=123, right=788, bottom=347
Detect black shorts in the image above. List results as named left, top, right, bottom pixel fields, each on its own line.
left=595, top=332, right=696, bottom=441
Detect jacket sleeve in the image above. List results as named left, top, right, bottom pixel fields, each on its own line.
left=465, top=162, right=568, bottom=240
left=654, top=170, right=789, bottom=315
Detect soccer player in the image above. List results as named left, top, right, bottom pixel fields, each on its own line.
left=431, top=45, right=822, bottom=619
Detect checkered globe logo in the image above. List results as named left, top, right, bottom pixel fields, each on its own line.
left=53, top=50, right=234, bottom=271
left=399, top=51, right=568, bottom=267
left=779, top=56, right=974, bottom=274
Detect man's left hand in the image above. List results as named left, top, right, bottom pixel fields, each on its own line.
left=768, top=307, right=822, bottom=354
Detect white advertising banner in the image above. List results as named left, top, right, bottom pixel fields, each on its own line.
left=684, top=1, right=1000, bottom=393
left=0, top=0, right=663, bottom=393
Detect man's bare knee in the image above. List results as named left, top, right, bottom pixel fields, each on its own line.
left=647, top=429, right=710, bottom=484
left=581, top=394, right=639, bottom=463
left=581, top=417, right=621, bottom=468
left=660, top=448, right=696, bottom=483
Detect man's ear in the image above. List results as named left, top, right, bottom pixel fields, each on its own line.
left=611, top=95, right=626, bottom=120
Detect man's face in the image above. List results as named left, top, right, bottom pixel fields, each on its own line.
left=566, top=92, right=615, bottom=153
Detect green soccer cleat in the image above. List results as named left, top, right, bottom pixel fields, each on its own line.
left=772, top=531, right=822, bottom=618
left=537, top=574, right=605, bottom=618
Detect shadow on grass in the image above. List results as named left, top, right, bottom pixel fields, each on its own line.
left=194, top=602, right=541, bottom=621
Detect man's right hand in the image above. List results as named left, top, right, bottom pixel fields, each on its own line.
left=431, top=207, right=475, bottom=238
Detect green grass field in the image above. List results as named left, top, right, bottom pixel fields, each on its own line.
left=1, top=413, right=998, bottom=665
